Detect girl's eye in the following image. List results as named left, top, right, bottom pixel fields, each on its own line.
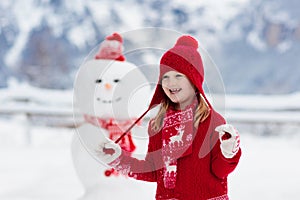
left=162, top=75, right=169, bottom=80
left=176, top=74, right=183, bottom=78
left=113, top=79, right=120, bottom=83
left=95, top=79, right=102, bottom=83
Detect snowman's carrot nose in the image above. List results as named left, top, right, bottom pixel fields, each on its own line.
left=105, top=83, right=112, bottom=90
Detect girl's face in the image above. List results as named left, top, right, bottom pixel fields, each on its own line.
left=161, top=70, right=196, bottom=109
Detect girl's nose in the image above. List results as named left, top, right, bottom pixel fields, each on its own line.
left=162, top=78, right=175, bottom=88
left=167, top=78, right=177, bottom=86
left=105, top=83, right=112, bottom=90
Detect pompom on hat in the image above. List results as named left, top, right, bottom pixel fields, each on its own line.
left=148, top=35, right=211, bottom=109
left=94, top=32, right=125, bottom=61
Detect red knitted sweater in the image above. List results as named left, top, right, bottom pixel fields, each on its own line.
left=110, top=110, right=241, bottom=200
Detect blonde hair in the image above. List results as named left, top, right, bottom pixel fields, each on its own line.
left=151, top=94, right=210, bottom=132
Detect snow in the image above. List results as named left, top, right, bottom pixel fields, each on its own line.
left=5, top=0, right=46, bottom=67
left=67, top=21, right=97, bottom=49
left=1, top=118, right=300, bottom=200
left=224, top=93, right=300, bottom=111
left=0, top=80, right=72, bottom=107
left=230, top=133, right=300, bottom=200
left=2, top=0, right=252, bottom=68
left=0, top=121, right=83, bottom=200
left=1, top=84, right=300, bottom=199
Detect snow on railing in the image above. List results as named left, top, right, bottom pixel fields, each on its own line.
left=223, top=93, right=300, bottom=125
left=0, top=83, right=300, bottom=139
left=0, top=84, right=75, bottom=129
left=1, top=87, right=300, bottom=126
left=225, top=93, right=300, bottom=111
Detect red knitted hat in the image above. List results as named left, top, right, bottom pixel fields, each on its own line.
left=94, top=32, right=125, bottom=61
left=148, top=35, right=211, bottom=109
left=113, top=35, right=213, bottom=144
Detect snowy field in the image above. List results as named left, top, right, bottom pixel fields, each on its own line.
left=1, top=117, right=300, bottom=200
left=1, top=83, right=300, bottom=199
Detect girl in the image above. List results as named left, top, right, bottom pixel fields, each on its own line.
left=97, top=35, right=241, bottom=200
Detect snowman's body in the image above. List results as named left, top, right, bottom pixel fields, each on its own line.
left=72, top=59, right=156, bottom=199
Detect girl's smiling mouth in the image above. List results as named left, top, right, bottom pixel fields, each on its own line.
left=169, top=88, right=182, bottom=94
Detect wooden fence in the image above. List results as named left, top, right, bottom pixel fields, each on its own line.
left=1, top=91, right=300, bottom=142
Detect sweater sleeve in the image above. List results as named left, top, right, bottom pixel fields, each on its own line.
left=211, top=138, right=241, bottom=179
left=210, top=113, right=242, bottom=179
left=109, top=121, right=160, bottom=182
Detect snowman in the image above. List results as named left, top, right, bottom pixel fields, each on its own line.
left=71, top=33, right=155, bottom=199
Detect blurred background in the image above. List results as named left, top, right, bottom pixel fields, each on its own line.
left=1, top=0, right=299, bottom=93
left=1, top=0, right=300, bottom=200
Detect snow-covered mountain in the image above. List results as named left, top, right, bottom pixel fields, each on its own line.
left=0, top=0, right=299, bottom=93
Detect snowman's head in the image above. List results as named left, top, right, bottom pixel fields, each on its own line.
left=74, top=59, right=151, bottom=120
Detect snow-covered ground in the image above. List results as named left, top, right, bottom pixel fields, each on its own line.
left=0, top=119, right=82, bottom=200
left=0, top=117, right=300, bottom=200
left=1, top=84, right=300, bottom=199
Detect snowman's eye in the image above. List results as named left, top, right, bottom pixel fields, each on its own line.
left=113, top=79, right=120, bottom=83
left=95, top=79, right=102, bottom=83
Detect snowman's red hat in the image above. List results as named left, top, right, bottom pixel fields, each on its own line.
left=94, top=32, right=125, bottom=61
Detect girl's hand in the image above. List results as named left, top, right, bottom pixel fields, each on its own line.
left=215, top=124, right=240, bottom=158
left=96, top=138, right=122, bottom=164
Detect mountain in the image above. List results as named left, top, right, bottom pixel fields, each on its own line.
left=216, top=0, right=300, bottom=94
left=0, top=0, right=299, bottom=93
